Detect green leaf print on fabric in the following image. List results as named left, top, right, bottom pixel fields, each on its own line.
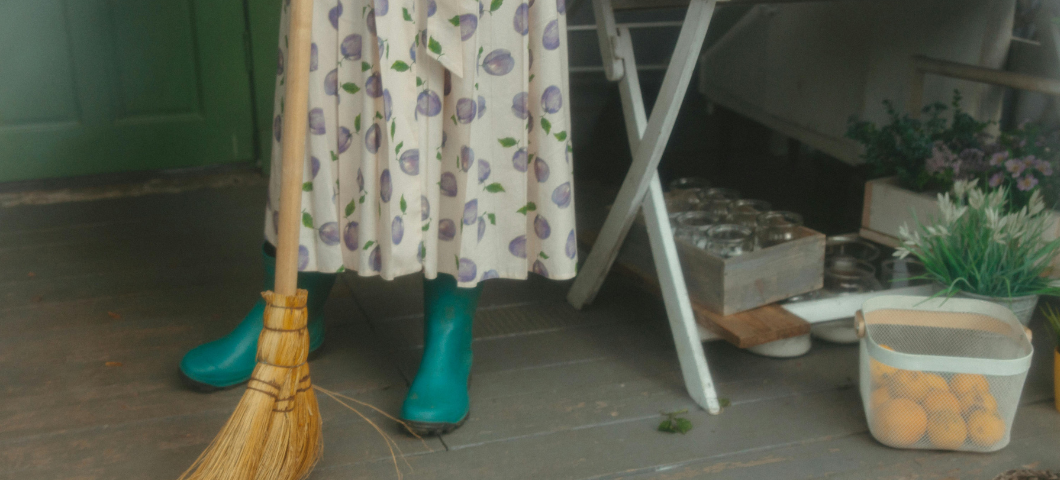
left=490, top=0, right=503, bottom=13
left=395, top=140, right=403, bottom=154
left=539, top=251, right=549, bottom=259
left=455, top=254, right=460, bottom=269
left=363, top=240, right=375, bottom=250
left=428, top=37, right=442, bottom=55
left=485, top=183, right=505, bottom=193
left=488, top=213, right=496, bottom=225
left=422, top=222, right=430, bottom=231
left=541, top=117, right=552, bottom=134
left=302, top=182, right=314, bottom=191
left=391, top=121, right=397, bottom=140
left=354, top=114, right=361, bottom=132
left=517, top=202, right=537, bottom=215
left=376, top=111, right=383, bottom=119
left=498, top=137, right=518, bottom=148
left=448, top=15, right=460, bottom=26
left=392, top=60, right=410, bottom=72
left=529, top=74, right=535, bottom=83
left=331, top=150, right=338, bottom=161
left=554, top=131, right=567, bottom=141
left=345, top=198, right=356, bottom=217
left=342, top=82, right=361, bottom=94
left=302, top=211, right=314, bottom=228
left=416, top=77, right=423, bottom=87
left=361, top=61, right=372, bottom=72
left=451, top=115, right=458, bottom=125
left=400, top=194, right=407, bottom=214
left=402, top=7, right=412, bottom=21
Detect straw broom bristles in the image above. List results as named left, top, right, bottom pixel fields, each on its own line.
left=179, top=290, right=322, bottom=480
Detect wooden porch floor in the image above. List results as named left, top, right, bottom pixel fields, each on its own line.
left=1, top=184, right=1058, bottom=479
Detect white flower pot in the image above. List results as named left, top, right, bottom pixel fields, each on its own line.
left=810, top=318, right=860, bottom=344
left=954, top=291, right=1039, bottom=326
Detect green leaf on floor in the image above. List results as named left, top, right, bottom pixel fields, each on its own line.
left=657, top=410, right=692, bottom=434
left=719, top=398, right=731, bottom=408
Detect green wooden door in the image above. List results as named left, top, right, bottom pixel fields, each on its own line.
left=0, top=0, right=256, bottom=182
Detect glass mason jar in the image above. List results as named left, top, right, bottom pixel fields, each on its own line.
left=824, top=256, right=880, bottom=293
left=825, top=234, right=880, bottom=263
left=668, top=177, right=712, bottom=193
left=700, top=187, right=741, bottom=201
left=673, top=211, right=725, bottom=249
left=705, top=224, right=755, bottom=258
left=729, top=199, right=772, bottom=228
left=756, top=211, right=804, bottom=248
left=880, top=257, right=929, bottom=288
left=665, top=188, right=708, bottom=213
left=698, top=198, right=732, bottom=219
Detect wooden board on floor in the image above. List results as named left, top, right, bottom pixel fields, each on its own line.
left=580, top=227, right=811, bottom=349
left=691, top=302, right=810, bottom=349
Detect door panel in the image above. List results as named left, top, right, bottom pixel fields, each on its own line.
left=0, top=0, right=255, bottom=182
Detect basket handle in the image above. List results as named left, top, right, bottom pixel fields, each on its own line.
left=854, top=310, right=866, bottom=339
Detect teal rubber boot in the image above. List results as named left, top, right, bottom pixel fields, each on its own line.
left=179, top=243, right=336, bottom=391
left=400, top=274, right=483, bottom=435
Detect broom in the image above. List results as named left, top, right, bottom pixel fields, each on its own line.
left=179, top=0, right=322, bottom=477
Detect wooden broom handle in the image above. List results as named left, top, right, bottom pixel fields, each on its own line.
left=274, top=0, right=314, bottom=296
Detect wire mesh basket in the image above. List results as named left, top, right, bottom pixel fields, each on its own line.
left=855, top=295, right=1034, bottom=452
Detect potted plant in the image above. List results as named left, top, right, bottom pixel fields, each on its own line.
left=1041, top=305, right=1060, bottom=413
left=848, top=92, right=1060, bottom=256
left=895, top=180, right=1060, bottom=325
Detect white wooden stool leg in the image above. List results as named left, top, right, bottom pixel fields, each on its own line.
left=568, top=0, right=717, bottom=309
left=571, top=2, right=722, bottom=413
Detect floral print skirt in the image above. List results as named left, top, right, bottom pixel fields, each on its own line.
left=265, top=0, right=576, bottom=287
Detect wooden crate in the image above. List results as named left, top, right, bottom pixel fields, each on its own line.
left=675, top=226, right=825, bottom=316
left=860, top=176, right=1060, bottom=274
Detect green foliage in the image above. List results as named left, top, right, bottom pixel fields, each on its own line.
left=846, top=91, right=989, bottom=192
left=898, top=181, right=1060, bottom=298
left=658, top=410, right=693, bottom=434
left=1039, top=304, right=1060, bottom=347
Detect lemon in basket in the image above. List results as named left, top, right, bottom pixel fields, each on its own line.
left=923, top=389, right=962, bottom=415
left=950, top=374, right=990, bottom=397
left=873, top=398, right=927, bottom=447
left=967, top=410, right=1005, bottom=447
left=927, top=410, right=967, bottom=450
left=958, top=391, right=998, bottom=416
left=888, top=370, right=934, bottom=402
left=870, top=387, right=891, bottom=410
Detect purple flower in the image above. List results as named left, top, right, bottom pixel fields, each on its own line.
left=1035, top=159, right=1054, bottom=176
left=989, top=172, right=1004, bottom=188
left=1017, top=175, right=1039, bottom=191
left=1006, top=158, right=1026, bottom=177
left=989, top=151, right=1008, bottom=166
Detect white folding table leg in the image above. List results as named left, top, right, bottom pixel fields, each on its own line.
left=568, top=0, right=717, bottom=309
left=612, top=26, right=721, bottom=414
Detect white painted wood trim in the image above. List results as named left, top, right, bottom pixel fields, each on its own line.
left=592, top=0, right=625, bottom=81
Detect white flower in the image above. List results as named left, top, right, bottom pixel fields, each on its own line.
left=968, top=188, right=986, bottom=209
left=952, top=179, right=976, bottom=199
left=894, top=247, right=912, bottom=259
left=1028, top=190, right=1045, bottom=217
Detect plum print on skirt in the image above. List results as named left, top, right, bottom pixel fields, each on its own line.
left=267, top=0, right=576, bottom=286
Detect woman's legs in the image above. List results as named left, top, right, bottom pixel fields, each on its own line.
left=179, top=242, right=336, bottom=391
left=400, top=274, right=483, bottom=435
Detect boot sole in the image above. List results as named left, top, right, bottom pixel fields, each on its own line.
left=180, top=341, right=327, bottom=393
left=401, top=412, right=469, bottom=437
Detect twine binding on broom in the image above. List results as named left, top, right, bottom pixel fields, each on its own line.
left=179, top=290, right=322, bottom=480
